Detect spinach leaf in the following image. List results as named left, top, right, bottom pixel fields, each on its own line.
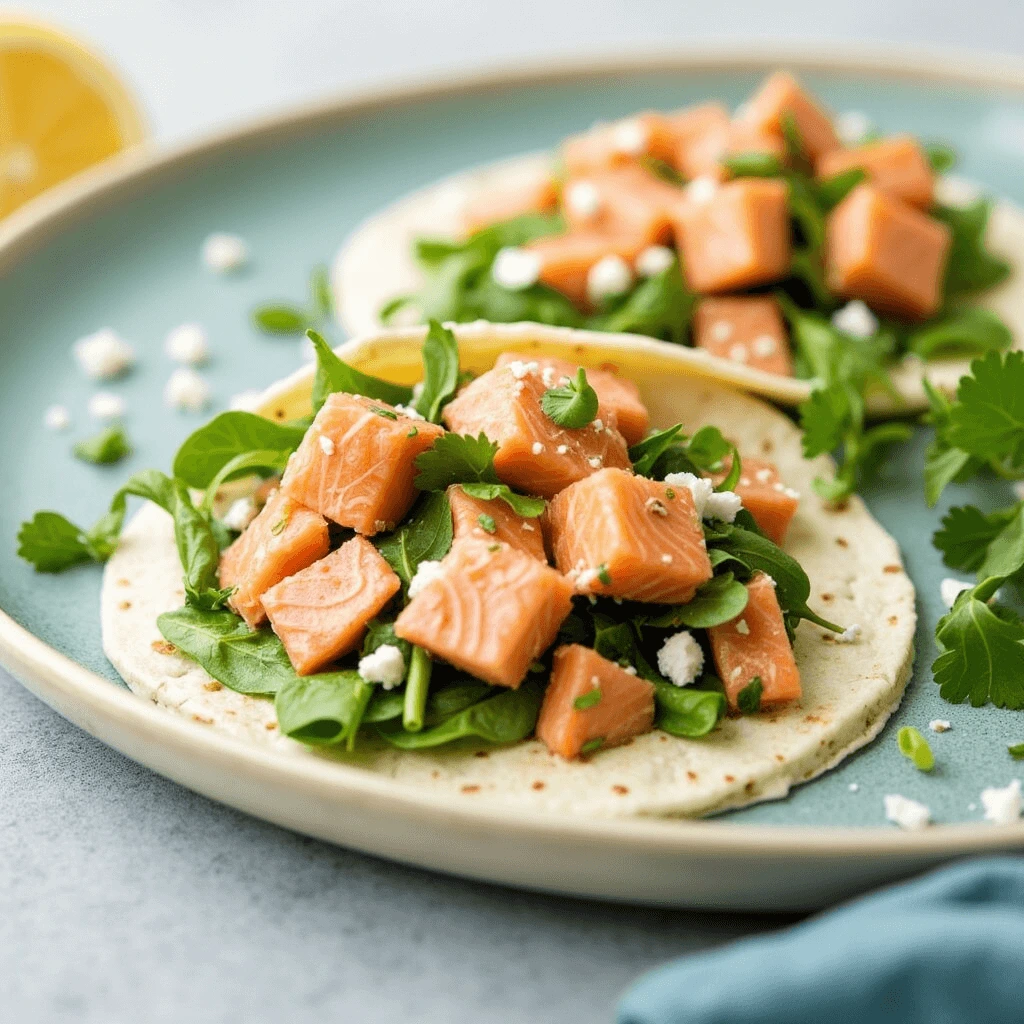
left=414, top=320, right=460, bottom=422
left=933, top=200, right=1012, bottom=296
left=252, top=305, right=309, bottom=335
left=375, top=491, right=453, bottom=585
left=74, top=425, right=132, bottom=465
left=307, top=329, right=413, bottom=412
left=654, top=682, right=725, bottom=738
left=643, top=572, right=749, bottom=629
left=171, top=479, right=233, bottom=610
left=590, top=263, right=695, bottom=345
left=275, top=670, right=372, bottom=746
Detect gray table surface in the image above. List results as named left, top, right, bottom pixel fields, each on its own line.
left=5, top=2, right=1023, bottom=1021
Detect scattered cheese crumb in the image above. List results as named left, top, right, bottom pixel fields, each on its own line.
left=492, top=247, right=541, bottom=290
left=393, top=403, right=425, bottom=421
left=611, top=118, right=649, bottom=155
left=532, top=442, right=545, bottom=455
left=937, top=174, right=981, bottom=210
left=884, top=793, right=931, bottom=830
left=835, top=110, right=872, bottom=146
left=687, top=176, right=718, bottom=205
left=318, top=434, right=336, bottom=456
left=711, top=321, right=732, bottom=343
left=848, top=783, right=859, bottom=792
left=593, top=418, right=604, bottom=432
left=624, top=665, right=638, bottom=676
left=408, top=559, right=445, bottom=599
left=645, top=497, right=668, bottom=517
left=588, top=456, right=603, bottom=469
left=929, top=719, right=952, bottom=733
left=940, top=577, right=972, bottom=609
left=202, top=232, right=248, bottom=273
left=704, top=489, right=743, bottom=523
left=663, top=472, right=714, bottom=519
left=657, top=631, right=704, bottom=688
left=73, top=328, right=135, bottom=380
left=586, top=254, right=633, bottom=303
left=88, top=391, right=125, bottom=421
left=43, top=405, right=70, bottom=431
left=556, top=444, right=569, bottom=455
left=506, top=359, right=539, bottom=379
left=222, top=498, right=256, bottom=532
left=635, top=244, right=675, bottom=278
left=521, top=522, right=535, bottom=532
left=980, top=779, right=1022, bottom=826
left=358, top=644, right=406, bottom=689
left=727, top=343, right=749, bottom=363
left=752, top=335, right=777, bottom=358
left=541, top=366, right=557, bottom=388
left=229, top=389, right=263, bottom=411
left=755, top=468, right=773, bottom=483
left=660, top=553, right=673, bottom=564
left=831, top=299, right=879, bottom=340
left=735, top=619, right=750, bottom=636
left=565, top=180, right=602, bottom=220
left=834, top=624, right=862, bottom=644
left=165, top=323, right=209, bottom=365
left=164, top=368, right=211, bottom=412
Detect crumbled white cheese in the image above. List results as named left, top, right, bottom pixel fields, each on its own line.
left=492, top=247, right=541, bottom=290
left=229, top=389, right=263, bottom=411
left=43, top=405, right=70, bottom=431
left=587, top=456, right=603, bottom=469
left=848, top=783, right=860, bottom=792
left=222, top=498, right=256, bottom=532
left=73, top=328, right=135, bottom=380
left=635, top=244, right=675, bottom=278
left=393, top=403, right=425, bottom=421
left=735, top=618, right=750, bottom=636
left=556, top=444, right=569, bottom=455
left=574, top=566, right=601, bottom=591
left=318, top=434, right=336, bottom=456
left=660, top=553, right=673, bottom=564
left=937, top=174, right=981, bottom=210
left=586, top=254, right=633, bottom=303
left=981, top=779, right=1022, bottom=826
left=710, top=321, right=733, bottom=343
left=834, top=624, right=862, bottom=644
left=358, top=644, right=407, bottom=689
left=565, top=180, right=602, bottom=221
left=835, top=110, right=872, bottom=146
left=532, top=442, right=545, bottom=455
left=687, top=176, right=718, bottom=205
left=831, top=299, right=879, bottom=340
left=408, top=559, right=445, bottom=599
left=165, top=323, right=209, bottom=365
left=610, top=118, right=649, bottom=155
left=521, top=522, right=535, bottom=532
left=940, top=577, right=972, bottom=609
left=663, top=471, right=714, bottom=519
left=755, top=467, right=773, bottom=483
left=752, top=334, right=778, bottom=358
left=541, top=366, right=557, bottom=388
left=704, top=489, right=743, bottom=523
left=506, top=359, right=539, bottom=380
left=1014, top=481, right=1024, bottom=502
left=202, top=232, right=248, bottom=273
left=593, top=418, right=604, bottom=432
left=727, top=343, right=749, bottom=363
left=87, top=391, right=125, bottom=421
left=624, top=665, right=638, bottom=676
left=771, top=481, right=801, bottom=499
left=164, top=368, right=211, bottom=412
left=884, top=793, right=931, bottom=830
left=657, top=631, right=704, bottom=688
left=929, top=719, right=952, bottom=733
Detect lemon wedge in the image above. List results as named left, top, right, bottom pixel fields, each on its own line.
left=0, top=18, right=145, bottom=218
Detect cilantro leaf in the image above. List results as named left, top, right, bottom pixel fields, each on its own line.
left=933, top=504, right=1019, bottom=573
left=799, top=382, right=852, bottom=458
left=16, top=512, right=97, bottom=572
left=307, top=329, right=413, bottom=412
left=73, top=425, right=132, bottom=465
left=923, top=445, right=972, bottom=508
left=540, top=368, right=599, bottom=428
left=413, top=433, right=499, bottom=491
left=946, top=351, right=1024, bottom=466
left=458, top=482, right=545, bottom=518
left=413, top=320, right=460, bottom=423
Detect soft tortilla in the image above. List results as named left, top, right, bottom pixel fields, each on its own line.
left=332, top=154, right=1024, bottom=415
left=102, top=323, right=915, bottom=819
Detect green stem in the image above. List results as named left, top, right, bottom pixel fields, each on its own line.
left=402, top=646, right=432, bottom=733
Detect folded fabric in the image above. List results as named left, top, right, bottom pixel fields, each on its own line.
left=619, top=857, right=1024, bottom=1024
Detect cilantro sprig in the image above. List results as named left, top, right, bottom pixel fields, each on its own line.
left=541, top=368, right=599, bottom=428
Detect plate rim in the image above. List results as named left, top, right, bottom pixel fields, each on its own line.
left=3, top=41, right=1024, bottom=856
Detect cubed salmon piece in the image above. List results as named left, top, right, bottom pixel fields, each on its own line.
left=816, top=135, right=934, bottom=210
left=562, top=165, right=682, bottom=243
left=546, top=468, right=713, bottom=604
left=825, top=184, right=951, bottom=319
left=524, top=230, right=650, bottom=307
left=446, top=484, right=546, bottom=561
left=536, top=644, right=655, bottom=759
left=218, top=488, right=330, bottom=629
left=461, top=167, right=558, bottom=235
left=692, top=295, right=793, bottom=377
left=279, top=392, right=445, bottom=536
left=494, top=351, right=650, bottom=445
left=562, top=112, right=677, bottom=175
left=737, top=71, right=840, bottom=160
left=708, top=457, right=799, bottom=546
left=677, top=119, right=787, bottom=181
left=666, top=102, right=729, bottom=173
left=262, top=536, right=401, bottom=675
left=443, top=364, right=631, bottom=499
left=708, top=572, right=801, bottom=708
left=673, top=177, right=791, bottom=293
left=394, top=538, right=574, bottom=688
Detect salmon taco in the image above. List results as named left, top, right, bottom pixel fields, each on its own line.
left=19, top=322, right=915, bottom=818
left=334, top=71, right=1023, bottom=418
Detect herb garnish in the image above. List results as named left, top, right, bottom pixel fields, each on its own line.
left=737, top=677, right=763, bottom=714
left=540, top=367, right=599, bottom=429
left=573, top=688, right=603, bottom=711
left=74, top=424, right=132, bottom=465
left=897, top=726, right=935, bottom=772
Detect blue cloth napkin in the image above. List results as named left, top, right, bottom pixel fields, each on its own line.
left=619, top=857, right=1024, bottom=1024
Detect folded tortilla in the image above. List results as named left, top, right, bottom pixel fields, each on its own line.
left=332, top=154, right=1024, bottom=415
left=102, top=323, right=915, bottom=819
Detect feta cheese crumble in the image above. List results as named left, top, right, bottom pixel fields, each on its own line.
left=393, top=403, right=425, bottom=421
left=687, top=176, right=718, bottom=205
left=532, top=442, right=545, bottom=455
left=564, top=180, right=602, bottom=221
left=492, top=247, right=541, bottom=290
left=202, top=232, right=248, bottom=273
left=587, top=456, right=603, bottom=469
left=940, top=577, right=972, bottom=609
left=848, top=783, right=860, bottom=792
left=586, top=254, right=633, bottom=303
left=704, top=489, right=743, bottom=523
left=318, top=434, right=336, bottom=456
left=752, top=335, right=778, bottom=358
left=506, top=359, right=539, bottom=379
left=833, top=624, right=862, bottom=644
left=929, top=720, right=952, bottom=733
left=635, top=244, right=675, bottom=278
left=755, top=467, right=773, bottom=483
left=73, top=328, right=135, bottom=380
left=165, top=323, right=209, bottom=365
left=884, top=793, right=931, bottom=830
left=657, top=631, right=704, bottom=688
left=358, top=644, right=406, bottom=689
left=980, top=779, right=1022, bottom=826
left=88, top=391, right=125, bottom=421
left=408, top=559, right=445, bottom=599
left=831, top=299, right=879, bottom=340
left=556, top=444, right=569, bottom=455
left=710, top=321, right=732, bottom=343
left=835, top=110, right=872, bottom=146
left=727, top=343, right=749, bottom=363
left=663, top=472, right=714, bottom=519
left=610, top=118, right=649, bottom=156
left=164, top=368, right=211, bottom=412
left=43, top=405, right=70, bottom=431
left=735, top=619, right=750, bottom=636
left=222, top=498, right=256, bottom=532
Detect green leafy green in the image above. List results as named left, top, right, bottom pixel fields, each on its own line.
left=310, top=264, right=333, bottom=319
left=1008, top=743, right=1024, bottom=760
left=643, top=572, right=749, bottom=630
left=628, top=423, right=731, bottom=480
left=413, top=320, right=460, bottom=422
left=458, top=482, right=545, bottom=518
left=736, top=676, right=763, bottom=714
left=591, top=263, right=695, bottom=345
left=897, top=726, right=935, bottom=771
left=74, top=425, right=132, bottom=465
left=540, top=368, right=599, bottom=428
left=933, top=200, right=1011, bottom=296
left=252, top=305, right=309, bottom=335
left=573, top=687, right=603, bottom=711
left=933, top=505, right=1019, bottom=573
left=925, top=142, right=957, bottom=173
left=375, top=491, right=453, bottom=585
left=275, top=671, right=372, bottom=747
left=171, top=479, right=234, bottom=610
left=413, top=432, right=499, bottom=491
left=908, top=308, right=1011, bottom=360
left=654, top=682, right=726, bottom=738
left=945, top=351, right=1024, bottom=467
left=307, top=329, right=413, bottom=412
left=477, top=513, right=497, bottom=534
left=403, top=645, right=432, bottom=732
left=629, top=424, right=686, bottom=477
left=721, top=152, right=784, bottom=178
left=815, top=168, right=866, bottom=210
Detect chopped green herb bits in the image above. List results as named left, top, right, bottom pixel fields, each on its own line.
left=580, top=737, right=605, bottom=755
left=573, top=687, right=603, bottom=711
left=477, top=513, right=497, bottom=534
left=897, top=726, right=935, bottom=772
left=1009, top=743, right=1024, bottom=761
left=736, top=677, right=763, bottom=714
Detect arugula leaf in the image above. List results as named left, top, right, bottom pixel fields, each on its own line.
left=459, top=482, right=545, bottom=518
left=375, top=491, right=453, bottom=585
left=414, top=320, right=460, bottom=422
left=413, top=433, right=499, bottom=491
left=643, top=572, right=749, bottom=630
left=590, top=263, right=695, bottom=345
left=908, top=307, right=1011, bottom=360
left=933, top=200, right=1011, bottom=296
left=307, top=329, right=413, bottom=412
left=252, top=305, right=309, bottom=335
left=74, top=425, right=132, bottom=465
left=946, top=351, right=1024, bottom=466
left=897, top=726, right=935, bottom=771
left=933, top=504, right=1019, bottom=573
left=736, top=676, right=763, bottom=714
left=540, top=368, right=599, bottom=428
left=629, top=424, right=686, bottom=477
left=654, top=682, right=725, bottom=738
left=275, top=671, right=372, bottom=746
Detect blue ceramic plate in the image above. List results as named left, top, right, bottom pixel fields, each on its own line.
left=3, top=48, right=1024, bottom=909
